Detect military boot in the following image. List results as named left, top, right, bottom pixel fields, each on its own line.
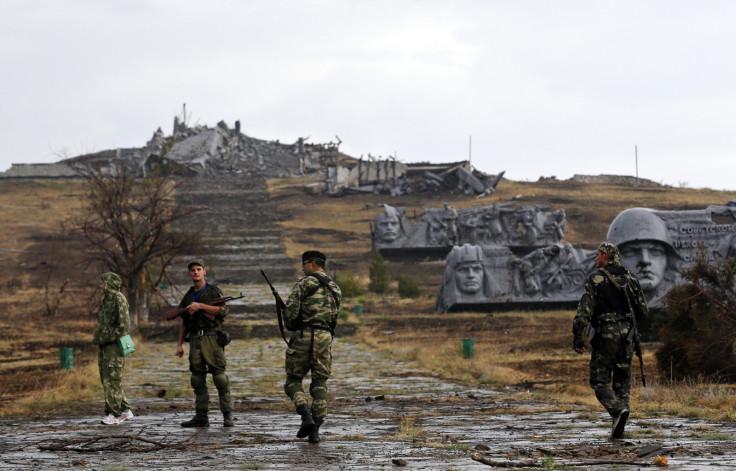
left=223, top=412, right=234, bottom=427
left=296, top=404, right=315, bottom=438
left=309, top=418, right=323, bottom=443
left=180, top=411, right=209, bottom=427
left=611, top=409, right=629, bottom=439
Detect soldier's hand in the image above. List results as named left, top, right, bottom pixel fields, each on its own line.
left=176, top=344, right=184, bottom=358
left=573, top=338, right=586, bottom=354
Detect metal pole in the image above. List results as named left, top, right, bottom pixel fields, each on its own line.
left=635, top=145, right=638, bottom=178
left=468, top=135, right=472, bottom=165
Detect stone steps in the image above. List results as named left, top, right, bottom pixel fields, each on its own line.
left=168, top=174, right=296, bottom=305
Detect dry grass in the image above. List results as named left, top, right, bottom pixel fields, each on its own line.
left=4, top=175, right=736, bottom=419
left=1, top=360, right=101, bottom=417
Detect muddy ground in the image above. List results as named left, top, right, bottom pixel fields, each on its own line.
left=2, top=336, right=736, bottom=470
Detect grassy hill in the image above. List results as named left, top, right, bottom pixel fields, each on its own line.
left=2, top=175, right=735, bottom=415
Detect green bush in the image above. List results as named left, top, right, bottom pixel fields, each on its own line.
left=397, top=274, right=421, bottom=298
left=335, top=271, right=362, bottom=298
left=368, top=251, right=390, bottom=294
left=656, top=253, right=736, bottom=382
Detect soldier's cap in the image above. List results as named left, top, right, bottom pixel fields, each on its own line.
left=597, top=242, right=620, bottom=261
left=302, top=250, right=326, bottom=265
left=188, top=258, right=205, bottom=270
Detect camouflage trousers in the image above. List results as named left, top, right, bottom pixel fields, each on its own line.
left=284, top=328, right=333, bottom=420
left=98, top=342, right=131, bottom=416
left=589, top=320, right=634, bottom=417
left=189, top=334, right=233, bottom=414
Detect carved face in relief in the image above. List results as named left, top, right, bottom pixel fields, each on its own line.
left=454, top=261, right=484, bottom=294
left=620, top=240, right=668, bottom=292
left=377, top=215, right=400, bottom=243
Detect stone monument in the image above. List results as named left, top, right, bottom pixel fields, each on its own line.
left=371, top=202, right=568, bottom=259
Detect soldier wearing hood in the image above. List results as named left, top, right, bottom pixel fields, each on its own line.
left=572, top=242, right=648, bottom=439
left=93, top=272, right=133, bottom=425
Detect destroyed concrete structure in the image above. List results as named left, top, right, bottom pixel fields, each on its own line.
left=0, top=117, right=352, bottom=180
left=434, top=201, right=736, bottom=312
left=323, top=158, right=504, bottom=197
left=2, top=117, right=503, bottom=199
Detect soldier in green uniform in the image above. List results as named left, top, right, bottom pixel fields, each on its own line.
left=573, top=242, right=648, bottom=439
left=176, top=258, right=234, bottom=427
left=93, top=272, right=134, bottom=425
left=284, top=250, right=342, bottom=443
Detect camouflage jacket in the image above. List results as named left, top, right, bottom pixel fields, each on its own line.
left=178, top=283, right=228, bottom=332
left=285, top=270, right=342, bottom=332
left=573, top=262, right=648, bottom=340
left=93, top=272, right=131, bottom=345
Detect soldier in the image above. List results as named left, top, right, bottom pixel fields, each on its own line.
left=284, top=250, right=342, bottom=443
left=93, top=272, right=134, bottom=425
left=572, top=242, right=648, bottom=439
left=176, top=258, right=234, bottom=428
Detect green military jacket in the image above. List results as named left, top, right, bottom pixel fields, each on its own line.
left=573, top=261, right=648, bottom=341
left=285, top=270, right=342, bottom=332
left=178, top=283, right=228, bottom=332
left=93, top=272, right=130, bottom=345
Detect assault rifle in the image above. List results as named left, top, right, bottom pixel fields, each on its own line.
left=625, top=300, right=647, bottom=388
left=600, top=267, right=646, bottom=387
left=260, top=269, right=289, bottom=345
left=165, top=294, right=246, bottom=321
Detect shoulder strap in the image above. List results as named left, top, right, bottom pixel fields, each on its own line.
left=307, top=273, right=341, bottom=309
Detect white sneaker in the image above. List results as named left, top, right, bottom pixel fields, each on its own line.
left=101, top=414, right=119, bottom=425
left=118, top=409, right=134, bottom=423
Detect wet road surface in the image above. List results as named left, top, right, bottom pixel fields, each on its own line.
left=2, top=337, right=735, bottom=470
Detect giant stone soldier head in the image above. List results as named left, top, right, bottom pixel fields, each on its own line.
left=606, top=208, right=679, bottom=305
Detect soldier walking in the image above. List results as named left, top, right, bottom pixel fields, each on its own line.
left=93, top=272, right=134, bottom=425
left=284, top=250, right=342, bottom=443
left=572, top=242, right=648, bottom=439
left=176, top=258, right=234, bottom=427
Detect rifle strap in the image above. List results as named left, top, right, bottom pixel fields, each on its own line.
left=306, top=273, right=341, bottom=310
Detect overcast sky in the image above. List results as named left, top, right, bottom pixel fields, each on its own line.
left=3, top=1, right=736, bottom=191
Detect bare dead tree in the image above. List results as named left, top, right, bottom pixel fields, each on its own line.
left=70, top=159, right=200, bottom=331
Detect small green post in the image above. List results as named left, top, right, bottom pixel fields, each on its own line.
left=60, top=348, right=73, bottom=370
left=462, top=339, right=475, bottom=359
left=354, top=305, right=363, bottom=318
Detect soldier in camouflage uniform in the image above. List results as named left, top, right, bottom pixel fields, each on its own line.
left=93, top=272, right=134, bottom=425
left=573, top=242, right=648, bottom=439
left=176, top=258, right=234, bottom=428
left=284, top=250, right=342, bottom=443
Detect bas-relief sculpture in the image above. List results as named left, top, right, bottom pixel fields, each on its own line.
left=371, top=203, right=568, bottom=253
left=435, top=244, right=502, bottom=313
left=607, top=204, right=736, bottom=307
left=435, top=242, right=593, bottom=312
left=434, top=201, right=736, bottom=312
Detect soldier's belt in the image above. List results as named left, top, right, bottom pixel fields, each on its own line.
left=596, top=312, right=629, bottom=324
left=191, top=330, right=217, bottom=337
left=300, top=325, right=331, bottom=332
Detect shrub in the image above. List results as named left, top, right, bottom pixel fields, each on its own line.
left=656, top=253, right=736, bottom=382
left=335, top=271, right=362, bottom=298
left=397, top=274, right=421, bottom=298
left=368, top=251, right=390, bottom=294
